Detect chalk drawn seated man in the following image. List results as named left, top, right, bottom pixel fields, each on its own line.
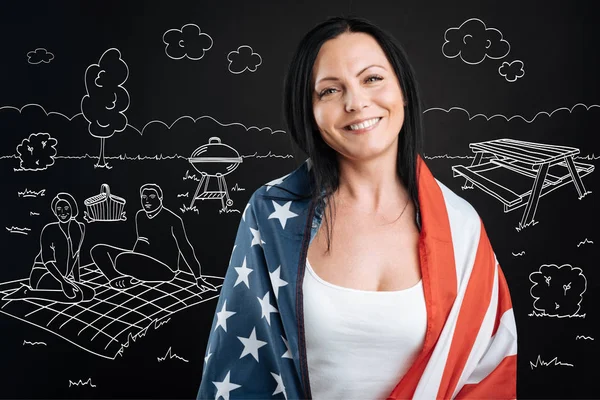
left=90, top=183, right=217, bottom=292
left=4, top=193, right=95, bottom=303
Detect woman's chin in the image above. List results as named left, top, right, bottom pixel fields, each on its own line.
left=340, top=146, right=395, bottom=163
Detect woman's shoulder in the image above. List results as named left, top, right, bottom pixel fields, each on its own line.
left=247, top=159, right=313, bottom=205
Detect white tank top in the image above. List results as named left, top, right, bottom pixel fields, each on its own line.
left=303, top=259, right=427, bottom=400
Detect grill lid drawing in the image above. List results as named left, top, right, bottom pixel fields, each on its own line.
left=84, top=184, right=127, bottom=223
left=188, top=137, right=242, bottom=210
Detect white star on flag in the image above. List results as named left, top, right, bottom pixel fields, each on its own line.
left=265, top=173, right=290, bottom=191
left=268, top=200, right=298, bottom=229
left=281, top=335, right=292, bottom=359
left=250, top=227, right=265, bottom=247
left=237, top=327, right=268, bottom=362
left=269, top=266, right=288, bottom=300
left=204, top=345, right=212, bottom=365
left=271, top=372, right=288, bottom=399
left=213, top=371, right=241, bottom=400
left=215, top=300, right=236, bottom=333
left=228, top=245, right=237, bottom=265
left=257, top=292, right=278, bottom=326
left=242, top=203, right=250, bottom=221
left=233, top=256, right=253, bottom=288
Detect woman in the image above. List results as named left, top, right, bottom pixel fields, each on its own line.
left=198, top=16, right=517, bottom=399
left=5, top=192, right=95, bottom=303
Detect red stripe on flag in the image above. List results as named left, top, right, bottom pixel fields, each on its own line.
left=388, top=156, right=457, bottom=399
left=437, top=221, right=496, bottom=398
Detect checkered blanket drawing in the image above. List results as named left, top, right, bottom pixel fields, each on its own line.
left=0, top=265, right=222, bottom=359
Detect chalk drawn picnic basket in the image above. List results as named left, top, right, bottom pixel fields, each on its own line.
left=84, top=184, right=127, bottom=223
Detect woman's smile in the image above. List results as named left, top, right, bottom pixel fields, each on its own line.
left=343, top=117, right=382, bottom=133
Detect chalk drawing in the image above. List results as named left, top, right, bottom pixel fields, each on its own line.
left=188, top=137, right=242, bottom=211
left=423, top=103, right=600, bottom=123
left=69, top=378, right=96, bottom=388
left=6, top=226, right=31, bottom=235
left=227, top=45, right=262, bottom=74
left=157, top=346, right=189, bottom=363
left=23, top=340, right=47, bottom=346
left=511, top=251, right=525, bottom=257
left=15, top=133, right=58, bottom=171
left=163, top=24, right=213, bottom=60
left=577, top=238, right=593, bottom=247
left=442, top=18, right=510, bottom=65
left=498, top=60, right=525, bottom=82
left=83, top=184, right=127, bottom=223
left=575, top=335, right=594, bottom=341
left=3, top=193, right=93, bottom=304
left=452, top=139, right=594, bottom=229
left=81, top=48, right=130, bottom=169
left=17, top=189, right=46, bottom=198
left=90, top=183, right=216, bottom=292
left=27, top=48, right=54, bottom=64
left=529, top=264, right=586, bottom=318
left=530, top=355, right=574, bottom=369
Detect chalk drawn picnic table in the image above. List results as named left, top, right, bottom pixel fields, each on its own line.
left=452, top=139, right=594, bottom=228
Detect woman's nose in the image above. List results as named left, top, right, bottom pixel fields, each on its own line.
left=344, top=87, right=370, bottom=112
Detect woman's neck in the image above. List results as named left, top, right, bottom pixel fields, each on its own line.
left=335, top=152, right=407, bottom=214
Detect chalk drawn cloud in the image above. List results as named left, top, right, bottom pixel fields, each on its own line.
left=227, top=45, right=262, bottom=74
left=442, top=18, right=510, bottom=64
left=27, top=48, right=54, bottom=64
left=163, top=24, right=213, bottom=60
left=499, top=60, right=525, bottom=82
left=530, top=264, right=586, bottom=318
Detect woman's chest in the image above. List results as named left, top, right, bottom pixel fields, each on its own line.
left=307, top=214, right=421, bottom=292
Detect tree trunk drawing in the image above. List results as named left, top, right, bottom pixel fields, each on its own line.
left=97, top=137, right=107, bottom=167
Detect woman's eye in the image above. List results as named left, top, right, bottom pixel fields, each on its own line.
left=318, top=88, right=337, bottom=98
left=365, top=75, right=383, bottom=83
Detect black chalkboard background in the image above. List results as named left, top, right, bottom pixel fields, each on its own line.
left=0, top=1, right=598, bottom=398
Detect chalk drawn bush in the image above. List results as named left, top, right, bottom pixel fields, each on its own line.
left=16, top=133, right=58, bottom=171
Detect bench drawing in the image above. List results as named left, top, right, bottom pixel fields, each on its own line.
left=452, top=139, right=594, bottom=229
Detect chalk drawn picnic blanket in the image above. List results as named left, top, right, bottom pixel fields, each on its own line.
left=0, top=265, right=222, bottom=359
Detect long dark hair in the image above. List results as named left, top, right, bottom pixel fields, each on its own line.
left=283, top=16, right=424, bottom=251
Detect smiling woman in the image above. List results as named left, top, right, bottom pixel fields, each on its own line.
left=198, top=16, right=517, bottom=400
left=4, top=192, right=95, bottom=303
left=311, top=33, right=406, bottom=165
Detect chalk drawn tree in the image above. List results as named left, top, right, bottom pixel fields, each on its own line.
left=81, top=48, right=130, bottom=169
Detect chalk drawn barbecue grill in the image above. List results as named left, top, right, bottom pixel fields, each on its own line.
left=188, top=137, right=242, bottom=210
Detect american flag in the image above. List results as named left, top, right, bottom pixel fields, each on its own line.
left=197, top=158, right=517, bottom=399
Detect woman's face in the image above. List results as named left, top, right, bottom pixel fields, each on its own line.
left=311, top=32, right=405, bottom=164
left=54, top=199, right=72, bottom=222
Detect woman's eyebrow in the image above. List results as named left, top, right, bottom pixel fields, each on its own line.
left=315, top=64, right=385, bottom=85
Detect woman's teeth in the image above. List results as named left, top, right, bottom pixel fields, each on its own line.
left=347, top=118, right=380, bottom=131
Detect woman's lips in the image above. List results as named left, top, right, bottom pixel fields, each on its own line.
left=343, top=117, right=382, bottom=134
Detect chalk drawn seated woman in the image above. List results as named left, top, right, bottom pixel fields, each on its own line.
left=5, top=193, right=95, bottom=303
